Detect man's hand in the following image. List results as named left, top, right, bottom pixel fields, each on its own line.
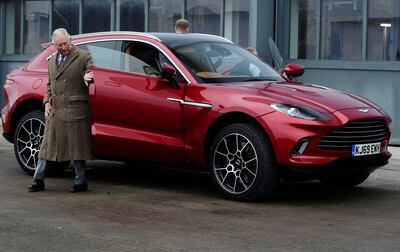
left=83, top=71, right=94, bottom=86
left=44, top=102, right=52, bottom=118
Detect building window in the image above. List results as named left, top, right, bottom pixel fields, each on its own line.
left=224, top=0, right=250, bottom=48
left=82, top=0, right=111, bottom=33
left=320, top=0, right=364, bottom=60
left=149, top=0, right=182, bottom=32
left=52, top=0, right=80, bottom=35
left=289, top=0, right=390, bottom=61
left=290, top=0, right=317, bottom=59
left=4, top=0, right=22, bottom=54
left=23, top=0, right=50, bottom=54
left=118, top=0, right=145, bottom=31
left=186, top=0, right=221, bottom=35
left=368, top=0, right=400, bottom=61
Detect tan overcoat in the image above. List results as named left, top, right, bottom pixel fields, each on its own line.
left=39, top=46, right=93, bottom=161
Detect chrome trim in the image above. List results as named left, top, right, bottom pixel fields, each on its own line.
left=71, top=31, right=161, bottom=42
left=310, top=84, right=329, bottom=90
left=167, top=98, right=212, bottom=109
left=46, top=51, right=57, bottom=61
left=181, top=100, right=213, bottom=108
left=167, top=98, right=183, bottom=103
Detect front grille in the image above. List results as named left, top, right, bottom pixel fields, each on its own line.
left=318, top=120, right=386, bottom=149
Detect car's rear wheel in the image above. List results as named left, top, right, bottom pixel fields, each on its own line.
left=14, top=110, right=69, bottom=176
left=319, top=173, right=370, bottom=187
left=209, top=123, right=278, bottom=201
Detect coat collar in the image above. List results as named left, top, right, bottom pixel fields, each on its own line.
left=55, top=46, right=79, bottom=79
left=49, top=55, right=58, bottom=78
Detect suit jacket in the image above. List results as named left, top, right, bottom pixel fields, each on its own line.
left=39, top=46, right=93, bottom=161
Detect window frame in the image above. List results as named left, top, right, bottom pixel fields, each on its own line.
left=74, top=38, right=191, bottom=83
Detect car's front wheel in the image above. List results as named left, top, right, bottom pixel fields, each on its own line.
left=209, top=123, right=278, bottom=201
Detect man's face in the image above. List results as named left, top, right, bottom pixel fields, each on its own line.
left=53, top=35, right=71, bottom=55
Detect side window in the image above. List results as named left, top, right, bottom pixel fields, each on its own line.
left=77, top=41, right=123, bottom=71
left=123, top=42, right=162, bottom=76
left=122, top=41, right=185, bottom=82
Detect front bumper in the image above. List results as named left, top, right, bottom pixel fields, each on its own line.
left=256, top=108, right=391, bottom=173
left=287, top=152, right=391, bottom=174
left=278, top=152, right=390, bottom=182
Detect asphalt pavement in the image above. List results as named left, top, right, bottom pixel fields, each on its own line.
left=0, top=125, right=399, bottom=252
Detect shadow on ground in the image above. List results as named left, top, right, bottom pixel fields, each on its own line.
left=48, top=160, right=397, bottom=205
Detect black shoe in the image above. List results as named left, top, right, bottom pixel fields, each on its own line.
left=28, top=179, right=45, bottom=192
left=69, top=183, right=88, bottom=193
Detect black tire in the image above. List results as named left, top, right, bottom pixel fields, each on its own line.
left=209, top=123, right=278, bottom=201
left=319, top=173, right=370, bottom=187
left=13, top=110, right=69, bottom=176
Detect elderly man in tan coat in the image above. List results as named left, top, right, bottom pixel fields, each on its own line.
left=29, top=28, right=94, bottom=193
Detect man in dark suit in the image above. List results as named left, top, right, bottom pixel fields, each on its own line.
left=175, top=19, right=190, bottom=33
left=29, top=28, right=94, bottom=193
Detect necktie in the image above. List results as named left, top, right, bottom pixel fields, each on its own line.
left=57, top=54, right=65, bottom=69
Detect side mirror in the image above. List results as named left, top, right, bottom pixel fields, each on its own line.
left=161, top=63, right=180, bottom=89
left=283, top=63, right=305, bottom=81
left=162, top=62, right=176, bottom=76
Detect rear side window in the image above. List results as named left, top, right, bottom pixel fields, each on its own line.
left=77, top=41, right=123, bottom=71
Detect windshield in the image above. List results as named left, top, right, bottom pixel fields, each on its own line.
left=168, top=41, right=284, bottom=83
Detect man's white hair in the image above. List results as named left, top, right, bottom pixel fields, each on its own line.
left=51, top=28, right=71, bottom=43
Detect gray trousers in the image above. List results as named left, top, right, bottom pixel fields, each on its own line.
left=34, top=159, right=87, bottom=185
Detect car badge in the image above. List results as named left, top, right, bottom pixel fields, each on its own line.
left=358, top=109, right=369, bottom=113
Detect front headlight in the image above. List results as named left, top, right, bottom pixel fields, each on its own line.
left=270, top=103, right=330, bottom=121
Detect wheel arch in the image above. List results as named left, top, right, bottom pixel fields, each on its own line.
left=9, top=99, right=44, bottom=143
left=203, top=112, right=274, bottom=167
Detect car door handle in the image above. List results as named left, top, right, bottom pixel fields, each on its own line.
left=167, top=98, right=212, bottom=109
left=105, top=81, right=121, bottom=87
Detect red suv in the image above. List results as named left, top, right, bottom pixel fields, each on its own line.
left=2, top=32, right=391, bottom=201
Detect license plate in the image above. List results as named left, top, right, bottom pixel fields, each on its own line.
left=351, top=142, right=381, bottom=156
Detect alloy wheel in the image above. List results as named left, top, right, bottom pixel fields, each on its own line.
left=213, top=133, right=258, bottom=194
left=15, top=117, right=45, bottom=172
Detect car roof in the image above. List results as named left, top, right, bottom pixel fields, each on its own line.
left=41, top=31, right=233, bottom=48
left=150, top=32, right=233, bottom=44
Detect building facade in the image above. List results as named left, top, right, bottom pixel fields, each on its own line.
left=0, top=0, right=399, bottom=144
